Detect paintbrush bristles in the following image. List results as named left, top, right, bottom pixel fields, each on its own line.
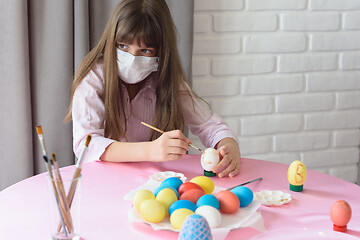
left=36, top=125, right=43, bottom=135
left=85, top=135, right=91, bottom=147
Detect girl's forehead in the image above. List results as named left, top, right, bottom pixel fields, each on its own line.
left=120, top=37, right=156, bottom=48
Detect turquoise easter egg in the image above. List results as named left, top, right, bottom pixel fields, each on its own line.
left=231, top=186, right=254, bottom=207
left=169, top=199, right=197, bottom=216
left=161, top=177, right=184, bottom=191
left=196, top=194, right=220, bottom=210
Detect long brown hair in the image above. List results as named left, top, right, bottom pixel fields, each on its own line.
left=65, top=0, right=195, bottom=141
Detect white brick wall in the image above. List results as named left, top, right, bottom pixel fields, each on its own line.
left=191, top=0, right=360, bottom=184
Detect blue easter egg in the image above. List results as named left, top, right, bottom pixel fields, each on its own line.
left=179, top=214, right=212, bottom=240
left=231, top=186, right=254, bottom=207
left=160, top=177, right=184, bottom=191
left=169, top=200, right=197, bottom=216
left=154, top=185, right=179, bottom=199
left=196, top=194, right=219, bottom=210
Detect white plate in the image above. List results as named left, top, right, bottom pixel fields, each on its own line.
left=124, top=172, right=263, bottom=232
left=254, top=190, right=291, bottom=206
left=249, top=228, right=359, bottom=240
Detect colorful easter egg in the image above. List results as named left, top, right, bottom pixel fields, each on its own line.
left=215, top=190, right=240, bottom=214
left=195, top=205, right=222, bottom=228
left=154, top=185, right=179, bottom=198
left=156, top=188, right=178, bottom=214
left=178, top=182, right=203, bottom=195
left=196, top=194, right=220, bottom=210
left=179, top=214, right=212, bottom=239
left=190, top=176, right=214, bottom=194
left=161, top=177, right=184, bottom=191
left=170, top=208, right=194, bottom=230
left=133, top=189, right=155, bottom=211
left=231, top=186, right=253, bottom=207
left=169, top=200, right=197, bottom=216
left=201, top=148, right=220, bottom=172
left=180, top=188, right=205, bottom=204
left=139, top=199, right=166, bottom=223
left=287, top=160, right=307, bottom=192
left=330, top=200, right=352, bottom=232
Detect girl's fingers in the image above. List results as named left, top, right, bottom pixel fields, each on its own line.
left=217, top=157, right=236, bottom=178
left=229, top=163, right=240, bottom=178
left=168, top=139, right=189, bottom=151
left=167, top=130, right=191, bottom=144
left=212, top=147, right=230, bottom=173
left=168, top=146, right=188, bottom=155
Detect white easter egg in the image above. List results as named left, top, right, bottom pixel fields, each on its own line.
left=195, top=205, right=222, bottom=228
left=201, top=148, right=220, bottom=172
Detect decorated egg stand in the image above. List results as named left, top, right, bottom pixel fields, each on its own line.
left=124, top=171, right=263, bottom=237
left=330, top=200, right=352, bottom=232
left=200, top=148, right=220, bottom=177
left=253, top=160, right=307, bottom=207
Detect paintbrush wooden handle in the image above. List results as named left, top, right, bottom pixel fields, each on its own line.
left=67, top=168, right=82, bottom=207
left=55, top=176, right=74, bottom=233
left=57, top=167, right=82, bottom=231
left=141, top=122, right=203, bottom=152
left=49, top=170, right=73, bottom=235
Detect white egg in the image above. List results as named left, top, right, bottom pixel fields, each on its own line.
left=201, top=148, right=220, bottom=172
left=195, top=205, right=222, bottom=228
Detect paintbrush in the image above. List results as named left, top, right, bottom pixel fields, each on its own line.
left=57, top=135, right=91, bottom=231
left=66, top=135, right=91, bottom=208
left=36, top=126, right=73, bottom=234
left=43, top=155, right=69, bottom=236
left=227, top=177, right=263, bottom=191
left=52, top=153, right=74, bottom=233
left=56, top=135, right=91, bottom=231
left=140, top=121, right=203, bottom=152
left=36, top=126, right=52, bottom=173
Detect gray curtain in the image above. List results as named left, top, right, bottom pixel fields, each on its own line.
left=0, top=0, right=194, bottom=191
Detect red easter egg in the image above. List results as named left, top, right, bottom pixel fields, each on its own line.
left=178, top=182, right=203, bottom=196
left=180, top=188, right=205, bottom=204
left=330, top=200, right=352, bottom=227
left=215, top=190, right=240, bottom=214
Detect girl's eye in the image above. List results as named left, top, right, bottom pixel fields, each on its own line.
left=141, top=49, right=151, bottom=54
left=118, top=44, right=127, bottom=50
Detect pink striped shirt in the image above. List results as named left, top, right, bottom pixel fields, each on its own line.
left=72, top=62, right=238, bottom=162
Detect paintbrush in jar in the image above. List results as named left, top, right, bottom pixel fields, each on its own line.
left=52, top=153, right=74, bottom=233
left=36, top=126, right=73, bottom=234
left=68, top=134, right=91, bottom=204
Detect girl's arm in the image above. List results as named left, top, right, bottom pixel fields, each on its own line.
left=179, top=85, right=241, bottom=177
left=100, top=130, right=191, bottom=162
left=212, top=137, right=241, bottom=178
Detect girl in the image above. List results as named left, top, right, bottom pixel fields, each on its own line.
left=65, top=0, right=240, bottom=178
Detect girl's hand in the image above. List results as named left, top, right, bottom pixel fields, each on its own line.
left=148, top=130, right=191, bottom=162
left=212, top=138, right=241, bottom=178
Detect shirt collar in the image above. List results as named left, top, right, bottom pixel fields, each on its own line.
left=141, top=72, right=157, bottom=92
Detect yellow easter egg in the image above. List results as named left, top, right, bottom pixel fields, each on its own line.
left=170, top=208, right=194, bottom=229
left=190, top=176, right=214, bottom=194
left=156, top=188, right=178, bottom=213
left=287, top=160, right=307, bottom=186
left=133, top=189, right=155, bottom=211
left=140, top=199, right=166, bottom=223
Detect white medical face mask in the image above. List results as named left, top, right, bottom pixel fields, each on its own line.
left=116, top=48, right=158, bottom=84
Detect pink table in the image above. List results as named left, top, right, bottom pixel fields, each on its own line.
left=1, top=155, right=359, bottom=239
